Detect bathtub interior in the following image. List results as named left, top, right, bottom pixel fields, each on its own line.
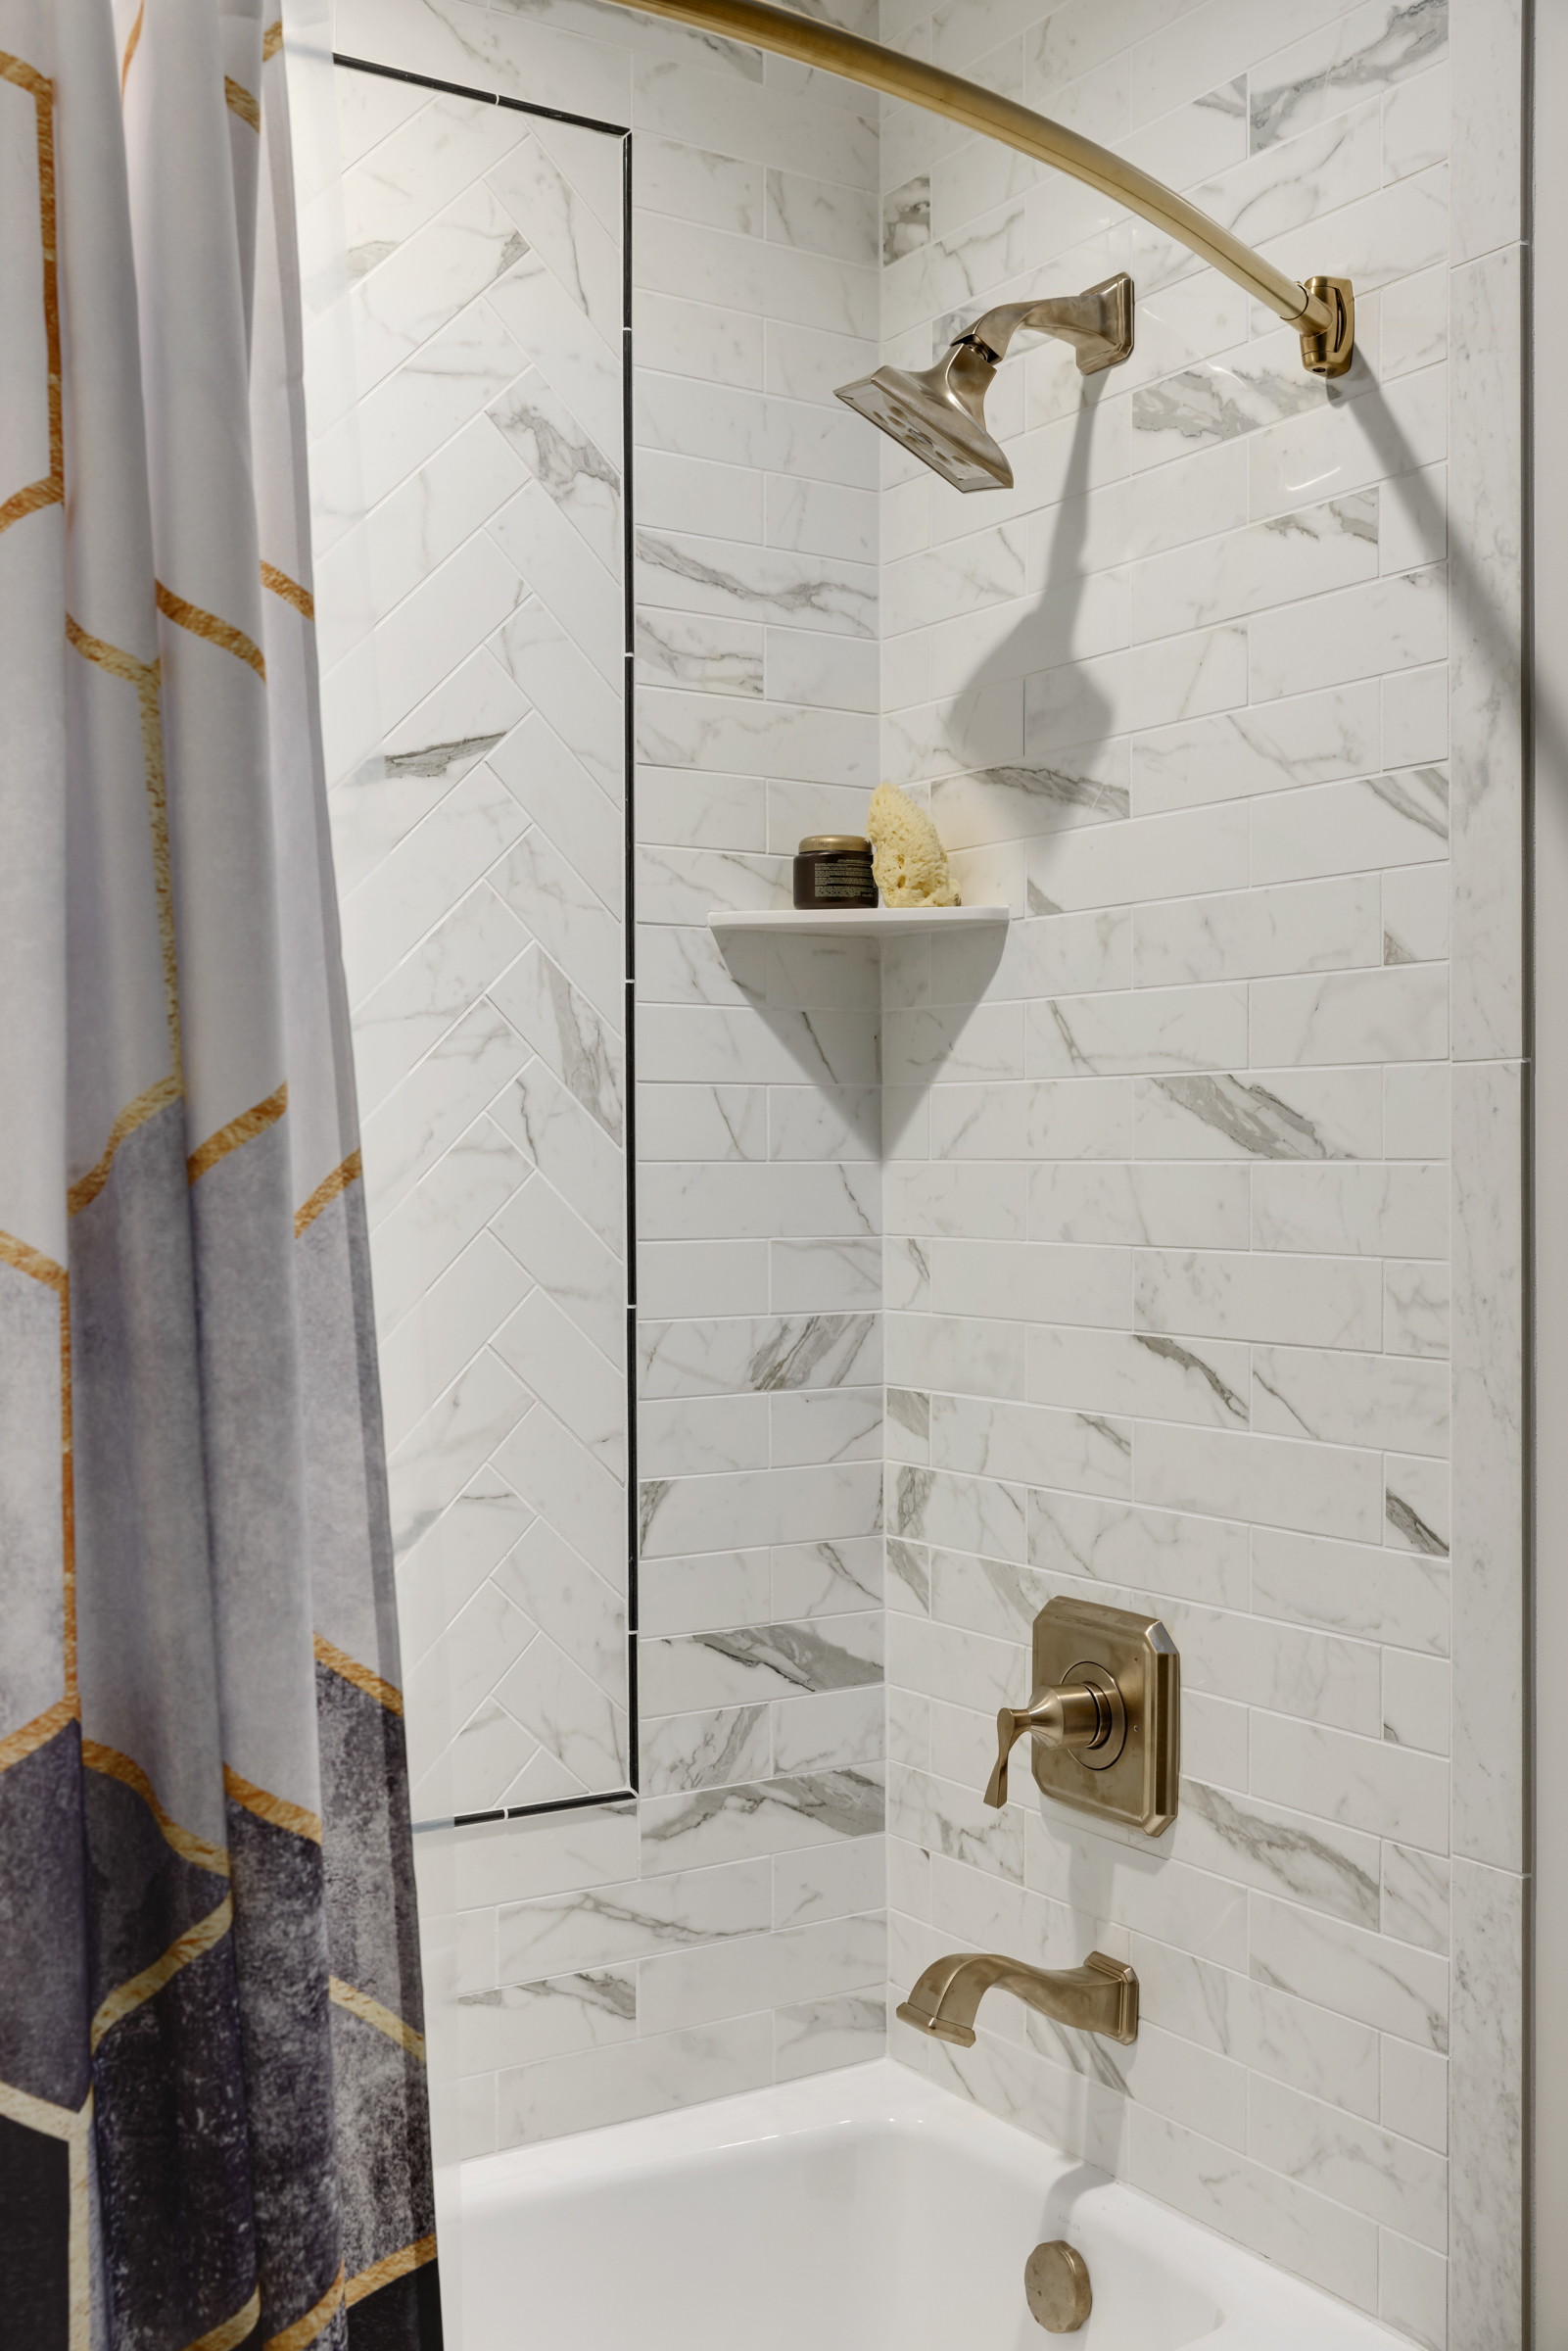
left=457, top=2063, right=1403, bottom=2350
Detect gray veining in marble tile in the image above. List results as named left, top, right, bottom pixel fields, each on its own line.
left=461, top=1963, right=637, bottom=2027
left=882, top=173, right=930, bottom=265
left=642, top=1768, right=885, bottom=1868
left=772, top=1535, right=882, bottom=1617
left=1386, top=1487, right=1450, bottom=1557
left=887, top=1387, right=931, bottom=1445
left=637, top=530, right=876, bottom=635
left=639, top=1313, right=879, bottom=1399
left=641, top=1704, right=771, bottom=1795
left=1383, top=1842, right=1450, bottom=1957
left=1251, top=0, right=1449, bottom=152
left=1131, top=356, right=1324, bottom=457
left=1146, top=1075, right=1336, bottom=1159
left=376, top=729, right=506, bottom=783
left=1179, top=1780, right=1380, bottom=1929
left=938, top=763, right=1132, bottom=834
left=1135, top=1333, right=1249, bottom=1425
left=686, top=1619, right=882, bottom=1696
left=885, top=1535, right=931, bottom=1613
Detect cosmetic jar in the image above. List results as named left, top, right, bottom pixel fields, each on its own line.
left=792, top=835, right=878, bottom=910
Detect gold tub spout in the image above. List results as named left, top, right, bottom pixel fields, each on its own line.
left=897, top=1950, right=1138, bottom=2047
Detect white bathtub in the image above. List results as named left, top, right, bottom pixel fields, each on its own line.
left=457, top=2059, right=1406, bottom=2348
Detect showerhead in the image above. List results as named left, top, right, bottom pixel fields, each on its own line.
left=835, top=273, right=1134, bottom=494
left=834, top=336, right=1012, bottom=493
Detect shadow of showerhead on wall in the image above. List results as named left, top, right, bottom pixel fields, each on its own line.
left=834, top=272, right=1134, bottom=492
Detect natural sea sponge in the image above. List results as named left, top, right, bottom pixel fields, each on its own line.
left=865, top=781, right=960, bottom=907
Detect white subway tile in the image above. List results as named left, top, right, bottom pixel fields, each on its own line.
left=1027, top=803, right=1249, bottom=912
left=1250, top=1892, right=1449, bottom=2052
left=1251, top=1714, right=1448, bottom=1852
left=1132, top=1935, right=1378, bottom=2119
left=1385, top=1454, right=1449, bottom=1559
left=1251, top=1162, right=1449, bottom=1258
left=1133, top=494, right=1379, bottom=644
left=1251, top=769, right=1448, bottom=885
left=1250, top=566, right=1447, bottom=701
left=1247, top=2075, right=1447, bottom=2251
left=1132, top=1069, right=1384, bottom=1161
left=1126, top=2108, right=1379, bottom=2312
left=1028, top=1490, right=1250, bottom=1609
left=1382, top=267, right=1449, bottom=386
left=497, top=2012, right=774, bottom=2144
left=931, top=1391, right=1135, bottom=1496
left=1135, top=1422, right=1382, bottom=1541
left=888, top=1463, right=1027, bottom=1559
left=1028, top=1324, right=1249, bottom=1431
left=1252, top=1526, right=1449, bottom=1656
left=1130, top=683, right=1380, bottom=817
left=1379, top=2229, right=1447, bottom=2351
left=1384, top=1066, right=1449, bottom=1161
left=1247, top=360, right=1446, bottom=522
left=1381, top=2035, right=1448, bottom=2158
left=1027, top=985, right=1249, bottom=1077
left=1382, top=661, right=1448, bottom=768
left=1028, top=1161, right=1250, bottom=1248
left=1382, top=1843, right=1450, bottom=1959
left=1382, top=861, right=1449, bottom=965
left=885, top=1310, right=1027, bottom=1400
left=1250, top=964, right=1449, bottom=1066
left=1384, top=1260, right=1450, bottom=1359
left=1133, top=877, right=1379, bottom=985
left=1251, top=1345, right=1448, bottom=1457
left=1136, top=1248, right=1382, bottom=1350
left=774, top=1836, right=885, bottom=1931
left=1383, top=1652, right=1450, bottom=1759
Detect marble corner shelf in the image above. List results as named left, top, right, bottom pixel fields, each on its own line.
left=708, top=905, right=1011, bottom=942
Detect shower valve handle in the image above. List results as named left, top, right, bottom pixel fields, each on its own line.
left=982, top=1674, right=1125, bottom=1809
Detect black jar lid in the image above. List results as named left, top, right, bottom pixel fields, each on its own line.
left=797, top=835, right=871, bottom=854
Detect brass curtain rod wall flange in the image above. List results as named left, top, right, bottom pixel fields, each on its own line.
left=593, top=0, right=1354, bottom=376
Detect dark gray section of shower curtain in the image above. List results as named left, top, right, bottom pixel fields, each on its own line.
left=0, top=2101, right=71, bottom=2351
left=0, top=1108, right=438, bottom=2340
left=224, top=1797, right=340, bottom=2333
left=0, top=1719, right=86, bottom=2351
left=302, top=1184, right=438, bottom=2327
left=70, top=1101, right=264, bottom=2347
left=90, top=1926, right=258, bottom=2349
left=0, top=1728, right=90, bottom=2112
left=186, top=1121, right=356, bottom=2344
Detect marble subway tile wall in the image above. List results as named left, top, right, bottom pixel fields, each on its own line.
left=307, top=0, right=889, bottom=2158
left=872, top=2, right=1519, bottom=2344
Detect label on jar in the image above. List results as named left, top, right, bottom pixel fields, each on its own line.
left=816, top=863, right=874, bottom=899
left=797, top=852, right=877, bottom=907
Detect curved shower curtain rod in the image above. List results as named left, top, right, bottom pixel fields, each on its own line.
left=598, top=0, right=1355, bottom=376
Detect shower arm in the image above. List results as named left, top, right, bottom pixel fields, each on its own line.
left=595, top=0, right=1354, bottom=376
left=961, top=286, right=1131, bottom=371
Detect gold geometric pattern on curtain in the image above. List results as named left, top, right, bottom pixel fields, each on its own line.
left=0, top=2, right=440, bottom=2341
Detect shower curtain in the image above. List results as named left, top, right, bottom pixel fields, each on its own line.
left=0, top=2, right=440, bottom=2343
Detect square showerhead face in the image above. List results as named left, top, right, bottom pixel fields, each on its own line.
left=834, top=365, right=1013, bottom=493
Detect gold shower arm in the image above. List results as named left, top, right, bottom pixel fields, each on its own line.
left=598, top=0, right=1354, bottom=375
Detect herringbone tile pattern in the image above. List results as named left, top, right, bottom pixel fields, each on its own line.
left=319, top=72, right=630, bottom=1819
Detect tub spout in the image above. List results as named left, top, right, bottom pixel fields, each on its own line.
left=896, top=1949, right=1137, bottom=2047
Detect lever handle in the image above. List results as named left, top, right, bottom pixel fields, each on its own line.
left=983, top=1683, right=1113, bottom=1808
